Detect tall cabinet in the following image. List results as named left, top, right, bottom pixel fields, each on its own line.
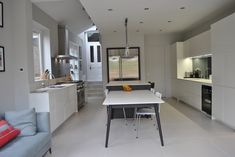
left=211, top=12, right=235, bottom=129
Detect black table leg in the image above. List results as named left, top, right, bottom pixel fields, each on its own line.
left=105, top=105, right=112, bottom=148
left=154, top=104, right=164, bottom=146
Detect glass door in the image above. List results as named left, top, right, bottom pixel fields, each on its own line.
left=107, top=47, right=140, bottom=82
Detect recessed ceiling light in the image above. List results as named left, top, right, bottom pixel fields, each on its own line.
left=160, top=29, right=163, bottom=32
left=113, top=30, right=117, bottom=32
left=168, top=20, right=172, bottom=23
left=108, top=9, right=113, bottom=11
left=139, top=21, right=144, bottom=24
left=180, top=6, right=186, bottom=10
left=136, top=30, right=140, bottom=32
left=144, top=8, right=150, bottom=10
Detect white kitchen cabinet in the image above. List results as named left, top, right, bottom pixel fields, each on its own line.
left=211, top=12, right=235, bottom=129
left=184, top=30, right=211, bottom=58
left=173, top=79, right=212, bottom=111
left=29, top=84, right=77, bottom=132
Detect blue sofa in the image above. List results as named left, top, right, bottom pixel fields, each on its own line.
left=0, top=112, right=52, bottom=157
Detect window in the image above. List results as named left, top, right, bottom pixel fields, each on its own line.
left=107, top=47, right=141, bottom=82
left=90, top=46, right=94, bottom=62
left=87, top=32, right=100, bottom=42
left=97, top=45, right=101, bottom=62
left=32, top=31, right=43, bottom=80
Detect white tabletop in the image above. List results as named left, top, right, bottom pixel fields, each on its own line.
left=106, top=81, right=150, bottom=86
left=103, top=90, right=165, bottom=106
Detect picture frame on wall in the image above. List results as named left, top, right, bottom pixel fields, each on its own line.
left=0, top=1, right=3, bottom=27
left=0, top=46, right=5, bottom=72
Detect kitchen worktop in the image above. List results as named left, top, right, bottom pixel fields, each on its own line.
left=31, top=83, right=75, bottom=93
left=178, top=78, right=212, bottom=85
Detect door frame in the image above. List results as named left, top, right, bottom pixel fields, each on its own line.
left=106, top=47, right=141, bottom=82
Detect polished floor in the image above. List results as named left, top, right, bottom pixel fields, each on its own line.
left=46, top=98, right=235, bottom=157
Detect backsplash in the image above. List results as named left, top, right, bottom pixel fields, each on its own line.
left=192, top=57, right=212, bottom=79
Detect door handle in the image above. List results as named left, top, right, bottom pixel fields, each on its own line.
left=89, top=66, right=91, bottom=70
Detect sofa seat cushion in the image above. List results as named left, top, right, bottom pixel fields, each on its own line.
left=0, top=133, right=50, bottom=157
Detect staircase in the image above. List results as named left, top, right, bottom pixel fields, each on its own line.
left=85, top=81, right=104, bottom=99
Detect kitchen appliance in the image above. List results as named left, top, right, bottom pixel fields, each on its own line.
left=57, top=80, right=85, bottom=111
left=202, top=85, right=212, bottom=116
left=57, top=25, right=78, bottom=60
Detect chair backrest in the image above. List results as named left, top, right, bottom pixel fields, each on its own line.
left=104, top=89, right=109, bottom=96
left=148, top=81, right=155, bottom=89
left=155, top=92, right=162, bottom=98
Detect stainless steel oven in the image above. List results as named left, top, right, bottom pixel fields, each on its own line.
left=77, top=81, right=85, bottom=110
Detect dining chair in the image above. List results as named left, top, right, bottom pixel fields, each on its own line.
left=135, top=91, right=162, bottom=138
left=104, top=89, right=127, bottom=125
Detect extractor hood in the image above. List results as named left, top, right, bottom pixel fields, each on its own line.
left=57, top=25, right=77, bottom=60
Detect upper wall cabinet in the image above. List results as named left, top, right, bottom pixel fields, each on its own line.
left=184, top=30, right=211, bottom=58
left=211, top=13, right=235, bottom=54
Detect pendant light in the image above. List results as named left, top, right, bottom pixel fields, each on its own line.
left=124, top=18, right=129, bottom=57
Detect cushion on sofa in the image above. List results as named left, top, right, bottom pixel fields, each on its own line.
left=5, top=108, right=37, bottom=136
left=0, top=132, right=50, bottom=157
left=0, top=120, right=20, bottom=148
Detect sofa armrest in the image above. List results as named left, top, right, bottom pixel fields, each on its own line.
left=36, top=112, right=50, bottom=133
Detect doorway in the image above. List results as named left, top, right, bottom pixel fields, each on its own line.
left=86, top=31, right=102, bottom=82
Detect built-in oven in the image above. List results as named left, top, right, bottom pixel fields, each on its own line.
left=202, top=85, right=212, bottom=116
left=77, top=82, right=85, bottom=110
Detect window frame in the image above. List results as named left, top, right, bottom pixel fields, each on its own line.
left=32, top=29, right=44, bottom=81
left=106, top=47, right=141, bottom=82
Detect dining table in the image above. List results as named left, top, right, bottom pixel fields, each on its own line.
left=103, top=89, right=165, bottom=147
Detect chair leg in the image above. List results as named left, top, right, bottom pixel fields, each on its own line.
left=136, top=115, right=141, bottom=138
left=133, top=107, right=137, bottom=126
left=123, top=108, right=127, bottom=125
left=49, top=148, right=52, bottom=154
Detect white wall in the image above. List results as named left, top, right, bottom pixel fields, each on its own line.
left=0, top=0, right=33, bottom=113
left=101, top=32, right=145, bottom=85
left=144, top=34, right=181, bottom=97
left=32, top=4, right=58, bottom=58
left=0, top=0, right=15, bottom=112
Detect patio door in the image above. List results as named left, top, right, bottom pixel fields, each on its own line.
left=107, top=47, right=140, bottom=82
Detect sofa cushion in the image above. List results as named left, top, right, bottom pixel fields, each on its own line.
left=0, top=132, right=50, bottom=157
left=5, top=108, right=37, bottom=136
left=0, top=120, right=21, bottom=148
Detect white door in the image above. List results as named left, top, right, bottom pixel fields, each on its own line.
left=86, top=42, right=102, bottom=81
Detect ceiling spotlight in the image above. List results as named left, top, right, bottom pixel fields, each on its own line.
left=168, top=20, right=172, bottom=23
left=160, top=29, right=163, bottom=32
left=144, top=8, right=150, bottom=10
left=180, top=6, right=186, bottom=10
left=108, top=9, right=113, bottom=11
left=136, top=30, right=140, bottom=32
left=139, top=21, right=144, bottom=24
left=113, top=30, right=117, bottom=32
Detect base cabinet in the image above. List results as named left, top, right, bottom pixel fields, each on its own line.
left=29, top=84, right=77, bottom=132
left=172, top=79, right=211, bottom=111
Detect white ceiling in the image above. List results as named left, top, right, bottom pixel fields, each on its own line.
left=80, top=0, right=235, bottom=35
left=32, top=0, right=93, bottom=34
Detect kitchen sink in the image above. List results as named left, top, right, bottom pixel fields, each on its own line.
left=48, top=85, right=65, bottom=88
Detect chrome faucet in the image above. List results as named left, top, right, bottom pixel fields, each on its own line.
left=47, top=73, right=55, bottom=79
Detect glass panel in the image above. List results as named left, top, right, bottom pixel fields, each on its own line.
left=107, top=47, right=140, bottom=81
left=87, top=32, right=100, bottom=42
left=109, top=55, right=120, bottom=81
left=122, top=49, right=139, bottom=80
left=90, top=46, right=94, bottom=62
left=97, top=45, right=101, bottom=62
left=32, top=32, right=42, bottom=80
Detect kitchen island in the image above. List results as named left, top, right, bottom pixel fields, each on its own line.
left=29, top=84, right=77, bottom=132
